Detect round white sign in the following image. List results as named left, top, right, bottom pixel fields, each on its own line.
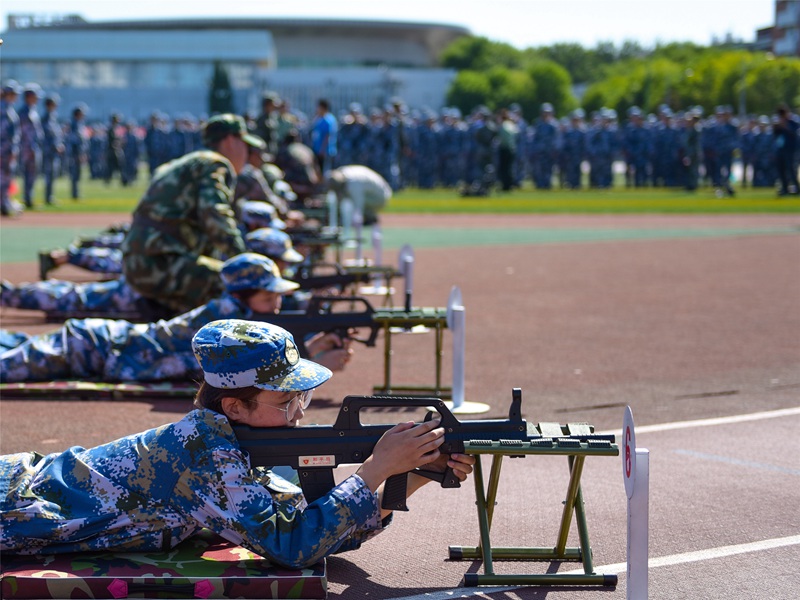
left=623, top=405, right=637, bottom=499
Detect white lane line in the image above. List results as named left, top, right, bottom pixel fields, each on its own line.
left=673, top=449, right=800, bottom=476
left=390, top=535, right=800, bottom=600
left=599, top=406, right=800, bottom=436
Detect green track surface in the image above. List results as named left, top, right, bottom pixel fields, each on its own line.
left=2, top=224, right=797, bottom=264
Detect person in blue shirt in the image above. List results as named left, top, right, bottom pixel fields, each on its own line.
left=310, top=98, right=337, bottom=175
left=0, top=318, right=475, bottom=567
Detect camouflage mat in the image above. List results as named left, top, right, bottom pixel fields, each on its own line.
left=0, top=381, right=198, bottom=401
left=0, top=529, right=327, bottom=599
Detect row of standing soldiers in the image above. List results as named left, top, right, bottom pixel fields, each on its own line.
left=4, top=81, right=797, bottom=216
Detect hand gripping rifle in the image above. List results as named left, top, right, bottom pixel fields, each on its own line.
left=233, top=389, right=616, bottom=511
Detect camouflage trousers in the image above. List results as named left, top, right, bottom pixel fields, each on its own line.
left=67, top=245, right=123, bottom=274
left=1, top=277, right=139, bottom=313
left=122, top=252, right=224, bottom=313
left=0, top=319, right=200, bottom=383
left=1, top=319, right=118, bottom=382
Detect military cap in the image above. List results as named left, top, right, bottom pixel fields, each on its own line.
left=44, top=93, right=61, bottom=105
left=72, top=102, right=89, bottom=116
left=192, top=319, right=332, bottom=391
left=2, top=80, right=21, bottom=95
left=572, top=108, right=586, bottom=119
left=627, top=106, right=642, bottom=117
left=349, top=102, right=363, bottom=114
left=240, top=200, right=286, bottom=231
left=541, top=102, right=554, bottom=113
left=262, top=91, right=280, bottom=104
left=203, top=114, right=266, bottom=150
left=245, top=228, right=304, bottom=263
left=23, top=82, right=42, bottom=97
left=220, top=252, right=299, bottom=294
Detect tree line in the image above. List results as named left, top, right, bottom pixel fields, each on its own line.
left=441, top=37, right=800, bottom=121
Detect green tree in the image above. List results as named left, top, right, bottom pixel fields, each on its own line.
left=209, top=61, right=234, bottom=115
left=486, top=66, right=538, bottom=119
left=440, top=36, right=522, bottom=70
left=744, top=57, right=800, bottom=115
left=526, top=60, right=577, bottom=116
left=445, top=70, right=493, bottom=115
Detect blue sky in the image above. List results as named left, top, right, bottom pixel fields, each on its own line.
left=0, top=1, right=775, bottom=49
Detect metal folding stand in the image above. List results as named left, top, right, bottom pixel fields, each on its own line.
left=371, top=307, right=452, bottom=398
left=449, top=425, right=619, bottom=587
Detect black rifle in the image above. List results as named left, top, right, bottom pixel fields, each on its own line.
left=289, top=263, right=401, bottom=293
left=252, top=295, right=447, bottom=357
left=233, top=389, right=616, bottom=511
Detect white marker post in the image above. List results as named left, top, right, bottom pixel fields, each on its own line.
left=340, top=197, right=354, bottom=243
left=359, top=226, right=393, bottom=297
left=326, top=190, right=338, bottom=230
left=398, top=244, right=414, bottom=313
left=372, top=225, right=383, bottom=267
left=353, top=208, right=364, bottom=263
left=623, top=406, right=649, bottom=600
left=445, top=286, right=489, bottom=415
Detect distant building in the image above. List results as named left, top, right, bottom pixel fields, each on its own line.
left=773, top=0, right=800, bottom=56
left=0, top=14, right=468, bottom=121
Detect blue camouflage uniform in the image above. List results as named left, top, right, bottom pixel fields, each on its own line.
left=1, top=82, right=21, bottom=216
left=751, top=118, right=775, bottom=187
left=622, top=109, right=651, bottom=188
left=415, top=114, right=440, bottom=189
left=88, top=126, right=107, bottom=179
left=1, top=276, right=140, bottom=314
left=65, top=105, right=88, bottom=199
left=0, top=408, right=385, bottom=567
left=531, top=106, right=559, bottom=189
left=561, top=112, right=587, bottom=189
left=41, top=98, right=63, bottom=204
left=144, top=113, right=171, bottom=175
left=17, top=86, right=45, bottom=207
left=0, top=294, right=247, bottom=383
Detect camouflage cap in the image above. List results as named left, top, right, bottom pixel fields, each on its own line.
left=240, top=200, right=286, bottom=231
left=203, top=114, right=266, bottom=150
left=245, top=228, right=304, bottom=263
left=193, top=319, right=332, bottom=391
left=2, top=79, right=21, bottom=95
left=221, top=253, right=299, bottom=294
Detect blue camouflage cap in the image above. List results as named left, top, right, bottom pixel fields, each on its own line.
left=221, top=253, right=299, bottom=294
left=240, top=200, right=286, bottom=231
left=245, top=229, right=304, bottom=263
left=193, top=319, right=332, bottom=391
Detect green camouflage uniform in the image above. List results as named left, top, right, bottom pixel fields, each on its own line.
left=121, top=150, right=246, bottom=313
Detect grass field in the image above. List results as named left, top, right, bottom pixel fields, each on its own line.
left=9, top=169, right=800, bottom=214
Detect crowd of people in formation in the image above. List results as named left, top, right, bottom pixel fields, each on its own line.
left=2, top=77, right=799, bottom=216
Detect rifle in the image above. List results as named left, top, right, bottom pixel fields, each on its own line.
left=289, top=263, right=401, bottom=293
left=252, top=295, right=447, bottom=357
left=233, top=389, right=616, bottom=511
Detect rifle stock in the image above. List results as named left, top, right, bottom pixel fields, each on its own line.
left=233, top=389, right=616, bottom=511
